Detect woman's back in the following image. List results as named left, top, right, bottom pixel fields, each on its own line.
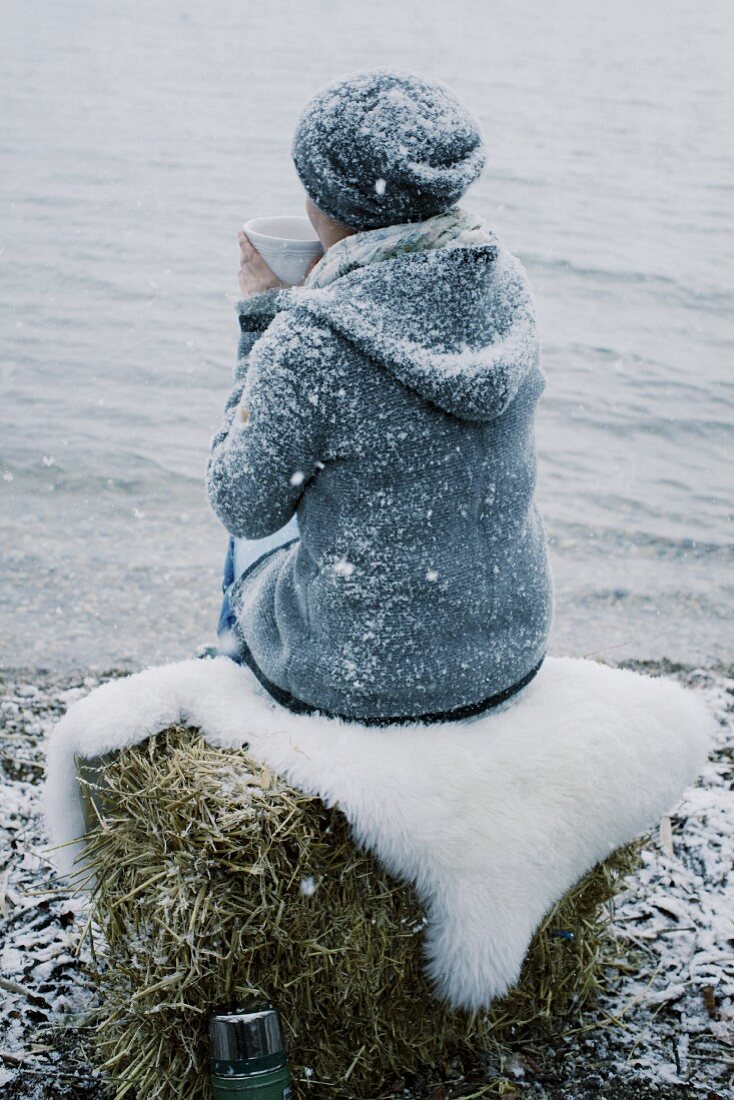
left=207, top=227, right=554, bottom=722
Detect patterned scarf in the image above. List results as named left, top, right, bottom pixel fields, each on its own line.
left=303, top=205, right=495, bottom=290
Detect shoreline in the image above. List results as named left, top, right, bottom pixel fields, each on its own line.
left=1, top=661, right=732, bottom=1098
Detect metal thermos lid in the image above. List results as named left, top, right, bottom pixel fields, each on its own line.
left=210, top=1002, right=286, bottom=1066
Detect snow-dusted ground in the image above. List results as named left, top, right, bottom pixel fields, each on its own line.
left=0, top=663, right=731, bottom=1099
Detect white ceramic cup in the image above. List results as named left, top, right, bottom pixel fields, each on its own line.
left=242, top=216, right=324, bottom=286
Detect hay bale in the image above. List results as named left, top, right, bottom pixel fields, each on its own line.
left=75, top=726, right=639, bottom=1099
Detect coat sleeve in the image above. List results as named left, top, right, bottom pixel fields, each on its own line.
left=207, top=309, right=327, bottom=540
left=206, top=290, right=283, bottom=479
left=234, top=288, right=282, bottom=380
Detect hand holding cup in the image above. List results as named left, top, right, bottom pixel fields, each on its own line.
left=238, top=232, right=285, bottom=297
left=238, top=216, right=324, bottom=298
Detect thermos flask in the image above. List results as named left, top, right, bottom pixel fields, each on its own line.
left=210, top=1002, right=293, bottom=1099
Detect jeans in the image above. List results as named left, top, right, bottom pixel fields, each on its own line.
left=216, top=519, right=300, bottom=660
left=215, top=537, right=241, bottom=659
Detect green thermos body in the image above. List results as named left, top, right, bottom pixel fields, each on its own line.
left=210, top=1003, right=293, bottom=1099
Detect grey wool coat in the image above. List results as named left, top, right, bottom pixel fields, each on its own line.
left=207, top=237, right=554, bottom=723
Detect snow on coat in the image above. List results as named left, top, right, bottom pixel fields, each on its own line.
left=206, top=222, right=554, bottom=722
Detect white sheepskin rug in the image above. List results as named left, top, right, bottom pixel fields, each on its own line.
left=43, top=655, right=714, bottom=1011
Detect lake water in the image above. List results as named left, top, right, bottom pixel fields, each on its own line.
left=1, top=0, right=732, bottom=673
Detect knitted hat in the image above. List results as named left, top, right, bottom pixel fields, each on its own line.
left=291, top=68, right=486, bottom=231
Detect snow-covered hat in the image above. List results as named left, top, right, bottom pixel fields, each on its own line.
left=291, top=68, right=486, bottom=231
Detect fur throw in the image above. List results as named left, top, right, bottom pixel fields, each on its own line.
left=43, top=655, right=713, bottom=1009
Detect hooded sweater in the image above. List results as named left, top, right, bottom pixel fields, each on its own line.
left=207, top=213, right=554, bottom=723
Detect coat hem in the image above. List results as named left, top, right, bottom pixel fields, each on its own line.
left=233, top=628, right=545, bottom=728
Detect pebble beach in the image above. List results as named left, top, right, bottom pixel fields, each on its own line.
left=1, top=661, right=732, bottom=1098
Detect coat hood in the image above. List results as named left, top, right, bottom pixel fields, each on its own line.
left=279, top=239, right=541, bottom=422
